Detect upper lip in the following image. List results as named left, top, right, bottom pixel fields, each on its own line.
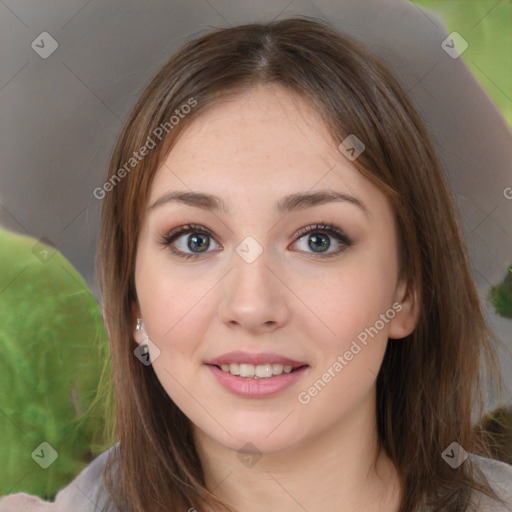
left=205, top=351, right=308, bottom=368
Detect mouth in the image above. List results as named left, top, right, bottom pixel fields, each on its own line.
left=205, top=353, right=310, bottom=397
left=205, top=350, right=309, bottom=382
left=207, top=362, right=309, bottom=379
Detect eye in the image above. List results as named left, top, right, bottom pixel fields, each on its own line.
left=159, top=222, right=352, bottom=261
left=159, top=224, right=221, bottom=260
left=290, top=222, right=352, bottom=258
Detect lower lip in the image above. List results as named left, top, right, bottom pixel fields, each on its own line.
left=206, top=365, right=309, bottom=398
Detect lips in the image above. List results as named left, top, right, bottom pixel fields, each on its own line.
left=206, top=363, right=309, bottom=397
left=205, top=350, right=308, bottom=369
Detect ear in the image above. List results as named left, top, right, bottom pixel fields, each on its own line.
left=388, top=278, right=419, bottom=339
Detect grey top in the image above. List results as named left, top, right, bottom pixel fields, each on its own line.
left=1, top=444, right=511, bottom=511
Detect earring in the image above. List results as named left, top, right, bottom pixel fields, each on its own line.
left=133, top=318, right=161, bottom=365
left=134, top=317, right=149, bottom=346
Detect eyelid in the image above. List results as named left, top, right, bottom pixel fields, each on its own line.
left=292, top=223, right=351, bottom=245
left=162, top=223, right=218, bottom=245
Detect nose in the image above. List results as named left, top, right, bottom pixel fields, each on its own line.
left=217, top=247, right=291, bottom=335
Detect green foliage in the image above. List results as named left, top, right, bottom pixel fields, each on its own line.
left=489, top=266, right=512, bottom=318
left=0, top=228, right=113, bottom=499
left=411, top=0, right=512, bottom=128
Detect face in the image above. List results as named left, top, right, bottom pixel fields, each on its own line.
left=133, top=84, right=417, bottom=455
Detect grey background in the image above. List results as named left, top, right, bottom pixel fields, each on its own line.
left=0, top=0, right=511, bottom=407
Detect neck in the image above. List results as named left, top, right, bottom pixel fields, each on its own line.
left=193, top=390, right=402, bottom=512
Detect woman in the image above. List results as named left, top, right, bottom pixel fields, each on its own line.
left=2, top=15, right=511, bottom=512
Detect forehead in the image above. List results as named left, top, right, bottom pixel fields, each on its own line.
left=148, top=85, right=385, bottom=216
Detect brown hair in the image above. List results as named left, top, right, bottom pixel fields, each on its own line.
left=96, top=15, right=508, bottom=512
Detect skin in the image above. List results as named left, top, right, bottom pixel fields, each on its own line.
left=133, top=84, right=419, bottom=512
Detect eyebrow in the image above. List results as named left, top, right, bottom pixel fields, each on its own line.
left=149, top=189, right=369, bottom=217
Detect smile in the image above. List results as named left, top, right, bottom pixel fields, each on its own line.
left=216, top=363, right=298, bottom=379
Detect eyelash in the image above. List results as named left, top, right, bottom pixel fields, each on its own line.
left=159, top=222, right=353, bottom=261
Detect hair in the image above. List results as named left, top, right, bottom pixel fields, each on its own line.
left=95, top=15, right=509, bottom=512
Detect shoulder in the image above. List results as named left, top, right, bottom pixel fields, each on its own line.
left=467, top=454, right=512, bottom=511
left=0, top=444, right=119, bottom=512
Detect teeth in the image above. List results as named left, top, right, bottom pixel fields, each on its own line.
left=218, top=363, right=296, bottom=378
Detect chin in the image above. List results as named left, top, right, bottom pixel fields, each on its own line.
left=206, top=424, right=303, bottom=456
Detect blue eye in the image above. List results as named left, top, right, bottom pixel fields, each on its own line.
left=292, top=223, right=352, bottom=258
left=160, top=224, right=220, bottom=260
left=159, top=222, right=352, bottom=260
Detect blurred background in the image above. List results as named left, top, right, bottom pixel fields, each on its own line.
left=0, top=0, right=511, bottom=501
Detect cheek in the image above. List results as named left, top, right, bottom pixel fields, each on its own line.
left=308, top=253, right=398, bottom=349
left=135, top=252, right=218, bottom=351
left=299, top=268, right=393, bottom=414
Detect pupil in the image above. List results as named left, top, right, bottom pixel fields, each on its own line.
left=188, top=233, right=209, bottom=253
left=309, top=233, right=329, bottom=252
